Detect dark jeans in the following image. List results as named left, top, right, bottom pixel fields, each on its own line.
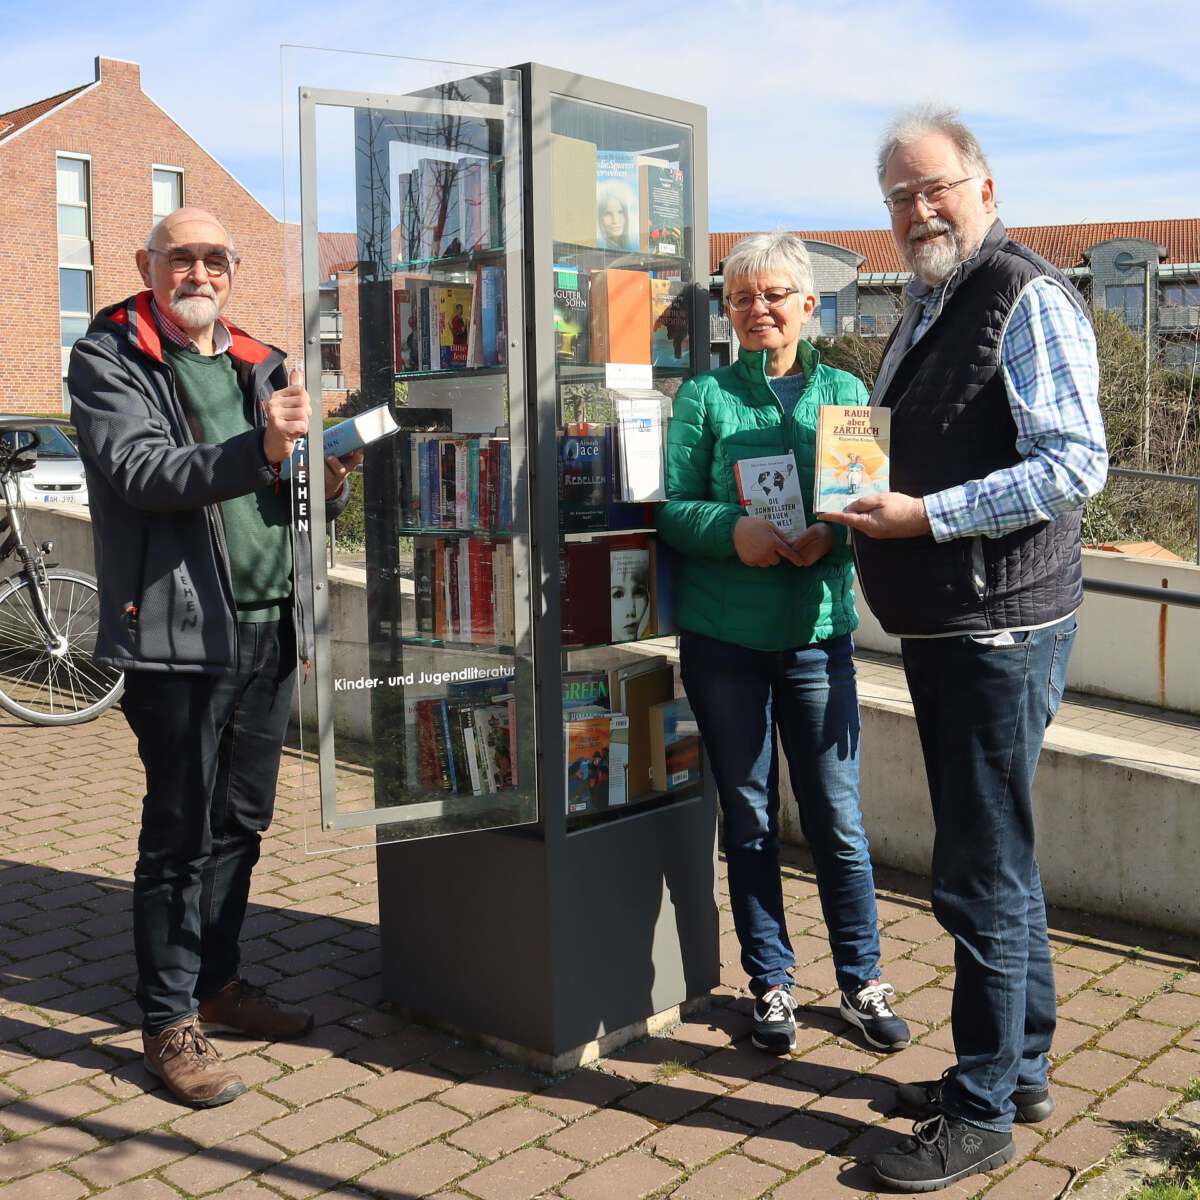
left=122, top=618, right=296, bottom=1034
left=901, top=617, right=1076, bottom=1131
left=680, top=630, right=881, bottom=998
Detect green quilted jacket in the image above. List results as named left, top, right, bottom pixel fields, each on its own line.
left=655, top=341, right=868, bottom=651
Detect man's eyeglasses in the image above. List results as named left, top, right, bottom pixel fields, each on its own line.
left=884, top=176, right=976, bottom=216
left=726, top=287, right=799, bottom=312
left=148, top=248, right=238, bottom=277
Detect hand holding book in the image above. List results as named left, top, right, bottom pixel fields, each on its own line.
left=820, top=492, right=932, bottom=539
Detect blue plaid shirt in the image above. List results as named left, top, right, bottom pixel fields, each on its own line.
left=906, top=274, right=1107, bottom=542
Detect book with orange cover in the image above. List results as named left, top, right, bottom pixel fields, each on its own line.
left=589, top=268, right=651, bottom=365
left=813, top=405, right=891, bottom=513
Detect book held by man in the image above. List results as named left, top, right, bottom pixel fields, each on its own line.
left=279, top=403, right=400, bottom=481
left=733, top=451, right=807, bottom=537
left=813, top=405, right=891, bottom=513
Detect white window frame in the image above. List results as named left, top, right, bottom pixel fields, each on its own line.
left=151, top=163, right=185, bottom=224
left=56, top=152, right=94, bottom=396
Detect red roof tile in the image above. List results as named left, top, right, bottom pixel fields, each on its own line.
left=710, top=219, right=1200, bottom=275
left=0, top=83, right=91, bottom=144
left=318, top=232, right=358, bottom=278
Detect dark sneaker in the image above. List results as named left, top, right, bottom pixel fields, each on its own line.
left=897, top=1067, right=1054, bottom=1124
left=751, top=987, right=799, bottom=1054
left=144, top=1015, right=246, bottom=1108
left=199, top=979, right=314, bottom=1041
left=840, top=980, right=911, bottom=1051
left=871, top=1114, right=1014, bottom=1192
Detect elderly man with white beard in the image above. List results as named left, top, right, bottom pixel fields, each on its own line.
left=69, top=208, right=360, bottom=1108
left=821, top=110, right=1107, bottom=1192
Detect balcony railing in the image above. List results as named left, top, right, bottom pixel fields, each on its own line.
left=709, top=313, right=732, bottom=342
left=1159, top=305, right=1200, bottom=331
left=321, top=371, right=346, bottom=392
left=320, top=311, right=344, bottom=341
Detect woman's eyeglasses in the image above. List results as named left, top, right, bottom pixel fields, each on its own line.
left=726, top=288, right=799, bottom=312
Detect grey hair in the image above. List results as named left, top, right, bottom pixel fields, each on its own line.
left=721, top=231, right=814, bottom=301
left=875, top=105, right=992, bottom=188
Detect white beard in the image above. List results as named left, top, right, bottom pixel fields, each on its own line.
left=170, top=287, right=220, bottom=331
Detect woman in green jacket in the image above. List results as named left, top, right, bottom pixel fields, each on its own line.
left=656, top=232, right=909, bottom=1056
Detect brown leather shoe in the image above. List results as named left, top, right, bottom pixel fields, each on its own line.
left=199, top=978, right=314, bottom=1041
left=143, top=1016, right=246, bottom=1108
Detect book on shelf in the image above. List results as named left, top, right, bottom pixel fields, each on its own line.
left=589, top=268, right=652, bottom=365
left=613, top=393, right=666, bottom=501
left=551, top=133, right=597, bottom=247
left=410, top=690, right=516, bottom=796
left=436, top=285, right=473, bottom=370
left=607, top=657, right=674, bottom=800
left=553, top=263, right=590, bottom=364
left=564, top=712, right=629, bottom=814
left=279, top=402, right=400, bottom=481
left=649, top=538, right=678, bottom=636
left=558, top=539, right=610, bottom=647
left=650, top=276, right=689, bottom=367
left=595, top=150, right=642, bottom=252
left=813, top=405, right=891, bottom=513
left=402, top=433, right=511, bottom=532
left=562, top=669, right=610, bottom=713
left=639, top=163, right=685, bottom=256
left=733, top=451, right=808, bottom=537
left=558, top=425, right=608, bottom=532
left=649, top=697, right=702, bottom=792
left=477, top=265, right=506, bottom=367
left=610, top=540, right=652, bottom=643
left=393, top=285, right=421, bottom=371
left=412, top=533, right=512, bottom=645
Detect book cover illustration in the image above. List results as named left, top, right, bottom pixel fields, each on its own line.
left=558, top=427, right=608, bottom=531
left=733, top=451, right=808, bottom=538
left=610, top=545, right=651, bottom=643
left=553, top=264, right=589, bottom=363
left=562, top=670, right=610, bottom=714
left=813, top=405, right=891, bottom=513
left=436, top=285, right=473, bottom=369
left=564, top=714, right=613, bottom=814
left=649, top=697, right=703, bottom=792
left=595, top=150, right=640, bottom=252
left=650, top=276, right=689, bottom=367
left=640, top=164, right=685, bottom=256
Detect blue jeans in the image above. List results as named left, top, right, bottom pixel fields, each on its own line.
left=680, top=630, right=881, bottom=998
left=901, top=617, right=1076, bottom=1131
left=122, top=618, right=296, bottom=1034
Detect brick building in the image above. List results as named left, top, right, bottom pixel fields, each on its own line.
left=0, top=56, right=299, bottom=415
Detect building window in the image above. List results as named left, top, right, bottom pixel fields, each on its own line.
left=57, top=154, right=93, bottom=410
left=152, top=167, right=183, bottom=223
left=1163, top=283, right=1200, bottom=306
left=819, top=294, right=837, bottom=336
left=1106, top=284, right=1145, bottom=328
left=859, top=314, right=877, bottom=335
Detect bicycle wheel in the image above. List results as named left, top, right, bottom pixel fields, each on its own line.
left=0, top=567, right=124, bottom=725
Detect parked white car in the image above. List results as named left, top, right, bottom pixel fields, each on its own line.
left=0, top=418, right=88, bottom=506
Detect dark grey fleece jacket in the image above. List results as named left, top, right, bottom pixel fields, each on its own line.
left=67, top=291, right=348, bottom=674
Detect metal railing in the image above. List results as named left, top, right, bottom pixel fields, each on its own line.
left=1106, top=466, right=1200, bottom=564
left=319, top=310, right=344, bottom=340
left=1159, top=305, right=1200, bottom=331
left=321, top=371, right=346, bottom=392
left=709, top=313, right=732, bottom=341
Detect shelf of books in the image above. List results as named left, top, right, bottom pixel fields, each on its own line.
left=294, top=67, right=538, bottom=843
left=546, top=93, right=706, bottom=832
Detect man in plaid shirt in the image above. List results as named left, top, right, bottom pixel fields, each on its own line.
left=824, top=108, right=1106, bottom=1193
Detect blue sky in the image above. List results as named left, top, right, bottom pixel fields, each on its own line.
left=2, top=0, right=1198, bottom=233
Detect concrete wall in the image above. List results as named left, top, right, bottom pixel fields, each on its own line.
left=854, top=548, right=1200, bottom=714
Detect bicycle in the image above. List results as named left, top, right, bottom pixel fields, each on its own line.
left=0, top=417, right=123, bottom=725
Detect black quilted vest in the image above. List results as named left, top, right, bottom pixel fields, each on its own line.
left=853, top=222, right=1086, bottom=636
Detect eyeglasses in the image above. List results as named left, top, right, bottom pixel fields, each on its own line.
left=884, top=177, right=976, bottom=216
left=726, top=287, right=799, bottom=312
left=148, top=248, right=238, bottom=276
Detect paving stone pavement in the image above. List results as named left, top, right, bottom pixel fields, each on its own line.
left=2, top=703, right=1199, bottom=1199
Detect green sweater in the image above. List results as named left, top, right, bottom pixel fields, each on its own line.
left=165, top=345, right=293, bottom=622
left=655, top=341, right=868, bottom=651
